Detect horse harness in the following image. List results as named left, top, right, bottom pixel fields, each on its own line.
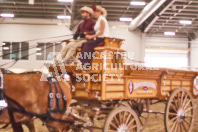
left=0, top=69, right=74, bottom=127
left=47, top=76, right=67, bottom=114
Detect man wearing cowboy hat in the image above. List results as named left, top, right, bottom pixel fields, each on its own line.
left=56, top=6, right=96, bottom=63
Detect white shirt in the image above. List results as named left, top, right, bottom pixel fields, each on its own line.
left=94, top=15, right=110, bottom=38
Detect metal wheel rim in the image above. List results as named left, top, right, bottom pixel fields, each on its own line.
left=165, top=88, right=194, bottom=132
left=104, top=106, right=140, bottom=132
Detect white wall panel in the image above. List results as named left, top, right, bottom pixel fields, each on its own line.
left=145, top=35, right=189, bottom=68
left=0, top=19, right=72, bottom=70
left=109, top=22, right=143, bottom=62
left=146, top=36, right=188, bottom=49
left=191, top=37, right=198, bottom=68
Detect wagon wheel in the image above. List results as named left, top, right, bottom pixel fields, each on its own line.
left=104, top=106, right=140, bottom=132
left=165, top=88, right=194, bottom=132
left=126, top=99, right=149, bottom=131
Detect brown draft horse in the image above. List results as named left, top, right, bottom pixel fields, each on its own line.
left=0, top=70, right=73, bottom=132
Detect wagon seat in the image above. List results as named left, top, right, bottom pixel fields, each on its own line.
left=63, top=37, right=125, bottom=73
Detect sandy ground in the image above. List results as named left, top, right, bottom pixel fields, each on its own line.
left=1, top=99, right=198, bottom=132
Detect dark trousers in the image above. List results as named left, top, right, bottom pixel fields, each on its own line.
left=79, top=38, right=104, bottom=66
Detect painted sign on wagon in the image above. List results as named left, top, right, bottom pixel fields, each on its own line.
left=126, top=79, right=158, bottom=98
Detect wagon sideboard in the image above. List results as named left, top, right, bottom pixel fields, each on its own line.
left=49, top=37, right=198, bottom=101
left=49, top=64, right=198, bottom=101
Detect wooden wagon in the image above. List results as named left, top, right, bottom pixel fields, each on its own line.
left=49, top=37, right=198, bottom=132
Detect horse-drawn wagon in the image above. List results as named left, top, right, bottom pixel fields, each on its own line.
left=48, top=37, right=198, bottom=132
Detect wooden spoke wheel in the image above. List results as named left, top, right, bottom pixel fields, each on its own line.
left=104, top=106, right=140, bottom=132
left=127, top=99, right=149, bottom=131
left=165, top=88, right=194, bottom=132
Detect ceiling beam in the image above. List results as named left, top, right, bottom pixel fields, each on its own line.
left=149, top=26, right=196, bottom=31
left=129, top=0, right=166, bottom=31
left=144, top=16, right=159, bottom=32
left=0, top=5, right=66, bottom=10
left=143, top=0, right=176, bottom=33
left=163, top=12, right=198, bottom=16
left=0, top=1, right=71, bottom=6
left=157, top=18, right=198, bottom=21
left=65, top=5, right=72, bottom=14
left=154, top=22, right=198, bottom=25
left=148, top=28, right=196, bottom=33
left=152, top=25, right=198, bottom=29
left=147, top=1, right=197, bottom=35
left=0, top=10, right=138, bottom=18
left=75, top=4, right=145, bottom=9
left=0, top=21, right=69, bottom=25
left=75, top=0, right=132, bottom=4
left=70, top=0, right=76, bottom=30
left=159, top=16, right=197, bottom=19
left=166, top=8, right=198, bottom=13
left=173, top=4, right=198, bottom=8
left=69, top=13, right=138, bottom=18
left=14, top=13, right=61, bottom=17
left=42, top=0, right=47, bottom=19
left=0, top=9, right=67, bottom=14
left=72, top=8, right=142, bottom=13
left=175, top=0, right=198, bottom=3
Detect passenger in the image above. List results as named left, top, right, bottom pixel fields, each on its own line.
left=79, top=5, right=110, bottom=69
left=56, top=6, right=96, bottom=63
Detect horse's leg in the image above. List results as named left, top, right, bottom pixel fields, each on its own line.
left=12, top=123, right=23, bottom=132
left=8, top=109, right=23, bottom=132
left=24, top=121, right=35, bottom=132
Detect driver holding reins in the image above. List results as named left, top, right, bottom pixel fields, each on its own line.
left=56, top=6, right=96, bottom=63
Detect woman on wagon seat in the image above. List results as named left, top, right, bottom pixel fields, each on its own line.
left=79, top=5, right=110, bottom=69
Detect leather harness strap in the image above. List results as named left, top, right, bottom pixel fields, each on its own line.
left=47, top=76, right=67, bottom=114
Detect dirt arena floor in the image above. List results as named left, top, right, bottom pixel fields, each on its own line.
left=1, top=99, right=198, bottom=132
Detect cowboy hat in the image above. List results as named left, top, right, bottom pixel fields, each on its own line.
left=96, top=6, right=107, bottom=17
left=78, top=6, right=94, bottom=16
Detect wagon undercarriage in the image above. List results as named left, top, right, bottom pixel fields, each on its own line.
left=69, top=91, right=195, bottom=132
